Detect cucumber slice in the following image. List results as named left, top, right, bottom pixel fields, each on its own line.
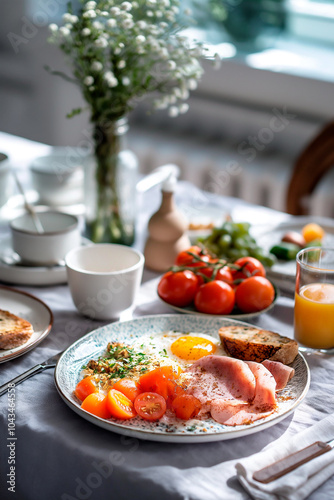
left=270, top=243, right=300, bottom=260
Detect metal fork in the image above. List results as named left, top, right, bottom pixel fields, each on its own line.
left=0, top=351, right=63, bottom=396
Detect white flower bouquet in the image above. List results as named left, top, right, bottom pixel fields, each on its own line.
left=48, top=0, right=210, bottom=244
left=48, top=0, right=205, bottom=121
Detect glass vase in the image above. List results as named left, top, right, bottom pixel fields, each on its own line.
left=84, top=118, right=138, bottom=245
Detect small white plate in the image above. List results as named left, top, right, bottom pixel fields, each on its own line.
left=0, top=285, right=53, bottom=363
left=180, top=204, right=227, bottom=243
left=55, top=314, right=309, bottom=443
left=254, top=216, right=334, bottom=292
left=158, top=283, right=278, bottom=319
left=0, top=235, right=91, bottom=286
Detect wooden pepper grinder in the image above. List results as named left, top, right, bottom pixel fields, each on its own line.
left=144, top=174, right=191, bottom=272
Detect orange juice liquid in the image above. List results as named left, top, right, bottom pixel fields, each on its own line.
left=294, top=283, right=334, bottom=349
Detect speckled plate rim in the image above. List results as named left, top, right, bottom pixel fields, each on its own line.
left=0, top=285, right=53, bottom=363
left=54, top=314, right=310, bottom=443
left=158, top=283, right=279, bottom=320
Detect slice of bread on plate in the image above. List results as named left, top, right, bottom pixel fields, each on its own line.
left=0, top=309, right=34, bottom=350
left=219, top=326, right=298, bottom=365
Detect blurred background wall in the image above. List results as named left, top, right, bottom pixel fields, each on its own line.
left=1, top=0, right=334, bottom=215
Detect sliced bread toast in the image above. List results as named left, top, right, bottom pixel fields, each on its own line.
left=219, top=326, right=298, bottom=365
left=0, top=309, right=34, bottom=350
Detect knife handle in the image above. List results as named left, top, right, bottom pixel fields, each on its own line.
left=253, top=441, right=332, bottom=484
left=0, top=364, right=45, bottom=397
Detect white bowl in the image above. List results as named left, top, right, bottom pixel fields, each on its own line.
left=10, top=211, right=81, bottom=265
left=30, top=148, right=86, bottom=206
left=0, top=153, right=12, bottom=208
left=65, top=244, right=145, bottom=320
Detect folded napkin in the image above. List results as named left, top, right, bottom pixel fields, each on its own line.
left=236, top=413, right=334, bottom=500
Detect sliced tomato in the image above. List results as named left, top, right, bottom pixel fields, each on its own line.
left=134, top=392, right=167, bottom=421
left=75, top=375, right=98, bottom=402
left=166, top=380, right=187, bottom=408
left=139, top=366, right=180, bottom=400
left=112, top=379, right=141, bottom=402
left=106, top=389, right=136, bottom=420
left=171, top=394, right=202, bottom=420
left=81, top=392, right=111, bottom=419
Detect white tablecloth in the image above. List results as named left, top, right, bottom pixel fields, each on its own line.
left=0, top=133, right=333, bottom=500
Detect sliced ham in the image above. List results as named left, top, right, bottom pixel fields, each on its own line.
left=181, top=355, right=278, bottom=427
left=182, top=355, right=256, bottom=408
left=245, top=361, right=277, bottom=410
left=211, top=399, right=274, bottom=426
left=262, top=359, right=295, bottom=391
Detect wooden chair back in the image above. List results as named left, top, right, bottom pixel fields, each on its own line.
left=286, top=121, right=334, bottom=215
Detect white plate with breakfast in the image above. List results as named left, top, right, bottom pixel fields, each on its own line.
left=0, top=285, right=53, bottom=363
left=254, top=216, right=334, bottom=292
left=55, top=314, right=309, bottom=443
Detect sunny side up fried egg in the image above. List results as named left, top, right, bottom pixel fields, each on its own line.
left=131, top=331, right=226, bottom=371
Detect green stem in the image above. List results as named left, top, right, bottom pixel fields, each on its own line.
left=87, top=120, right=133, bottom=244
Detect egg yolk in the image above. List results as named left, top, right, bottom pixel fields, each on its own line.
left=170, top=336, right=216, bottom=361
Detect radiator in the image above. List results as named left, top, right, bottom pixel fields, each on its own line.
left=129, top=129, right=334, bottom=218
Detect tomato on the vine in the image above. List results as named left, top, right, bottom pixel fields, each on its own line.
left=194, top=281, right=235, bottom=315
left=175, top=246, right=208, bottom=267
left=158, top=270, right=199, bottom=307
left=232, top=257, right=266, bottom=281
left=235, top=276, right=275, bottom=313
left=215, top=266, right=234, bottom=287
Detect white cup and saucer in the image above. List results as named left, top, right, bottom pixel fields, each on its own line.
left=0, top=209, right=89, bottom=286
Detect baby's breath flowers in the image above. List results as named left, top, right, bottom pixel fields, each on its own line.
left=47, top=0, right=213, bottom=244
left=48, top=0, right=206, bottom=121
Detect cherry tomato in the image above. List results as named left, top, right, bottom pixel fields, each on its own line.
left=112, top=379, right=141, bottom=402
left=81, top=392, right=111, bottom=419
left=134, top=392, right=167, bottom=421
left=235, top=276, right=275, bottom=313
left=195, top=256, right=219, bottom=280
left=75, top=375, right=98, bottom=402
left=139, top=366, right=180, bottom=400
left=166, top=381, right=187, bottom=408
left=175, top=246, right=207, bottom=266
left=158, top=270, right=198, bottom=307
left=106, top=389, right=136, bottom=420
left=171, top=394, right=202, bottom=420
left=215, top=266, right=234, bottom=286
left=194, top=281, right=235, bottom=315
left=232, top=257, right=266, bottom=281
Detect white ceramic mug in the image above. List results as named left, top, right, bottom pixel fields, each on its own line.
left=10, top=211, right=81, bottom=265
left=65, top=244, right=145, bottom=320
left=30, top=148, right=86, bottom=206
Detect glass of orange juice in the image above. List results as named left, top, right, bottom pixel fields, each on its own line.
left=294, top=247, right=334, bottom=352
